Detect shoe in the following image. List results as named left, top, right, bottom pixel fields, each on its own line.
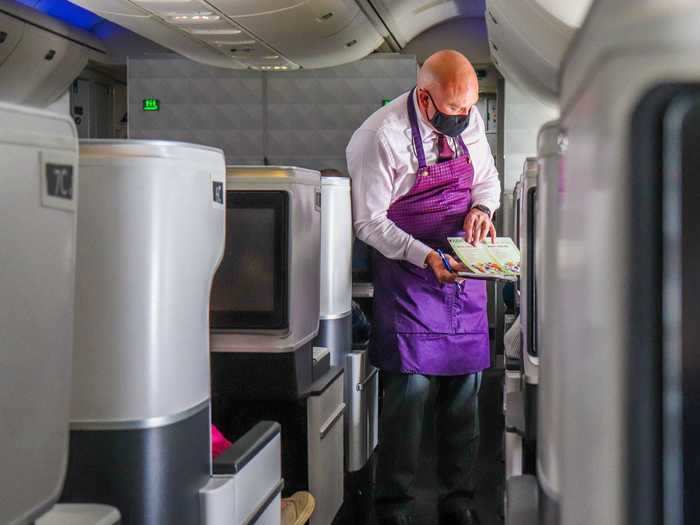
left=281, top=491, right=316, bottom=525
left=438, top=498, right=480, bottom=525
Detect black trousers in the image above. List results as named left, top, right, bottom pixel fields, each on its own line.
left=374, top=371, right=482, bottom=516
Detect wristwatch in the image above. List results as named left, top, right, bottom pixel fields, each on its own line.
left=472, top=204, right=491, bottom=217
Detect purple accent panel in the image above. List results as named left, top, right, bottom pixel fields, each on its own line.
left=371, top=89, right=489, bottom=375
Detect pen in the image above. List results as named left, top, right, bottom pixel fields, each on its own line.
left=436, top=249, right=453, bottom=273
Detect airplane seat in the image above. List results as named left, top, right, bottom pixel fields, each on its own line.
left=506, top=158, right=539, bottom=471
left=535, top=119, right=565, bottom=525
left=211, top=166, right=345, bottom=525
left=0, top=101, right=119, bottom=525
left=503, top=182, right=524, bottom=481
left=315, top=169, right=379, bottom=475
left=0, top=100, right=77, bottom=524
left=60, top=140, right=282, bottom=525
left=558, top=1, right=700, bottom=524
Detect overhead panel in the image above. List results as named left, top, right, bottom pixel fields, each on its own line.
left=361, top=0, right=486, bottom=49
left=69, top=0, right=386, bottom=69
left=0, top=0, right=106, bottom=107
left=68, top=0, right=297, bottom=69
left=485, top=0, right=585, bottom=103
left=213, top=0, right=384, bottom=69
left=533, top=0, right=593, bottom=29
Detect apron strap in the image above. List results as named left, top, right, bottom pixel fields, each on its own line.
left=456, top=133, right=469, bottom=157
left=407, top=88, right=427, bottom=170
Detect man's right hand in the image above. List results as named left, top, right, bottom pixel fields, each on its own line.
left=425, top=251, right=467, bottom=284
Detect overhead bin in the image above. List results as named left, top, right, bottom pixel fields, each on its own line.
left=0, top=0, right=106, bottom=107
left=485, top=0, right=591, bottom=103
left=558, top=1, right=700, bottom=524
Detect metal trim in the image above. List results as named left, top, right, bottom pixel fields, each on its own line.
left=356, top=367, right=379, bottom=392
left=243, top=479, right=284, bottom=525
left=319, top=403, right=345, bottom=440
left=320, top=310, right=352, bottom=321
left=70, top=400, right=210, bottom=431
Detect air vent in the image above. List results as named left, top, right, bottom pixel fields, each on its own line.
left=45, top=49, right=56, bottom=60
left=230, top=47, right=253, bottom=53
left=345, top=39, right=358, bottom=48
left=491, top=41, right=498, bottom=52
left=488, top=10, right=498, bottom=24
left=316, top=12, right=333, bottom=22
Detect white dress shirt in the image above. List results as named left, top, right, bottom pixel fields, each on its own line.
left=346, top=89, right=501, bottom=268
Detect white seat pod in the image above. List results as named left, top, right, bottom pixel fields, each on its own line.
left=0, top=101, right=78, bottom=525
left=211, top=166, right=322, bottom=399
left=62, top=140, right=227, bottom=525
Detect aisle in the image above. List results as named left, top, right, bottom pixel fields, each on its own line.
left=336, top=367, right=505, bottom=525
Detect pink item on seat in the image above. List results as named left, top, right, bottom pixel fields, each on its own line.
left=211, top=424, right=232, bottom=458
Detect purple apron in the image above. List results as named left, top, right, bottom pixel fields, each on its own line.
left=370, top=88, right=490, bottom=376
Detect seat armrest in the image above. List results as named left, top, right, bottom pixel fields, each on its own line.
left=213, top=421, right=281, bottom=475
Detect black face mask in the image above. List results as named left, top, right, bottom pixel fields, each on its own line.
left=425, top=91, right=470, bottom=137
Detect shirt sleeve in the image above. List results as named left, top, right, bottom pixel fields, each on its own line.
left=468, top=109, right=501, bottom=215
left=346, top=128, right=433, bottom=268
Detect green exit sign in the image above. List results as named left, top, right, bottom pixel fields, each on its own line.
left=143, top=98, right=160, bottom=111
left=382, top=98, right=392, bottom=106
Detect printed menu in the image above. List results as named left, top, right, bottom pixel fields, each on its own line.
left=448, top=237, right=520, bottom=280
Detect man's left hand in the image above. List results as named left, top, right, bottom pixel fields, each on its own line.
left=464, top=207, right=496, bottom=245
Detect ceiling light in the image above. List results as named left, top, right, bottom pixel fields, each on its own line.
left=171, top=13, right=220, bottom=22
left=263, top=55, right=280, bottom=60
left=215, top=40, right=256, bottom=45
left=190, top=28, right=242, bottom=35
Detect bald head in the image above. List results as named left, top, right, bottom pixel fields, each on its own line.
left=416, top=50, right=479, bottom=122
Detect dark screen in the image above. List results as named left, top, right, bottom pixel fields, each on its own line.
left=527, top=187, right=537, bottom=357
left=210, top=191, right=289, bottom=330
left=211, top=208, right=275, bottom=312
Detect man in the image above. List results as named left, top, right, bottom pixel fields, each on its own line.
left=346, top=50, right=500, bottom=525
